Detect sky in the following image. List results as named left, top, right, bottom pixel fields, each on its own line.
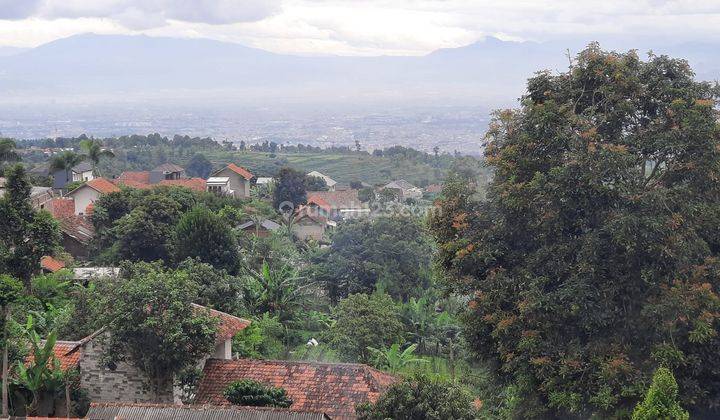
left=1, top=0, right=720, bottom=56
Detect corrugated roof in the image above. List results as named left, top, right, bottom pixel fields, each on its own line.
left=195, top=359, right=396, bottom=419
left=153, top=163, right=185, bottom=173
left=71, top=161, right=93, bottom=173
left=86, top=403, right=329, bottom=420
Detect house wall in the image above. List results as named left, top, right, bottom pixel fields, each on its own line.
left=79, top=336, right=174, bottom=404
left=214, top=339, right=232, bottom=359
left=72, top=170, right=94, bottom=182
left=216, top=168, right=250, bottom=199
left=293, top=222, right=325, bottom=241
left=69, top=186, right=100, bottom=215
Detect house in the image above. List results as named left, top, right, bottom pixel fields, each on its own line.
left=34, top=304, right=250, bottom=406
left=86, top=403, right=330, bottom=420
left=195, top=358, right=397, bottom=419
left=306, top=190, right=369, bottom=220
left=306, top=171, right=337, bottom=191
left=0, top=177, right=54, bottom=209
left=52, top=161, right=95, bottom=190
left=46, top=197, right=95, bottom=259
left=209, top=164, right=254, bottom=199
left=153, top=163, right=185, bottom=180
left=292, top=207, right=331, bottom=241
left=382, top=180, right=423, bottom=200
left=115, top=171, right=206, bottom=192
left=238, top=219, right=282, bottom=237
left=206, top=176, right=232, bottom=195
left=65, top=178, right=119, bottom=215
left=40, top=256, right=66, bottom=273
left=159, top=177, right=207, bottom=192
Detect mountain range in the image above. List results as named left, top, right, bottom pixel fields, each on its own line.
left=1, top=34, right=718, bottom=106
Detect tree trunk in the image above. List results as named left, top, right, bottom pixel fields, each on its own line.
left=64, top=383, right=71, bottom=417
left=1, top=306, right=9, bottom=418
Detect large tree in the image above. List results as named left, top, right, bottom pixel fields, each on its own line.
left=186, top=153, right=213, bottom=178
left=99, top=261, right=218, bottom=400
left=0, top=165, right=59, bottom=290
left=429, top=45, right=720, bottom=417
left=273, top=167, right=307, bottom=211
left=0, top=139, right=20, bottom=169
left=172, top=206, right=240, bottom=274
left=79, top=138, right=114, bottom=174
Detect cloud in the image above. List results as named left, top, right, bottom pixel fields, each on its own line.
left=0, top=0, right=282, bottom=27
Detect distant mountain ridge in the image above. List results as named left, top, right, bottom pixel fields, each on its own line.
left=0, top=34, right=717, bottom=106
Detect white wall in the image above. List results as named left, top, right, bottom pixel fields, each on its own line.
left=70, top=186, right=100, bottom=215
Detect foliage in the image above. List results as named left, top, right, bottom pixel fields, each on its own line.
left=309, top=215, right=433, bottom=302
left=98, top=261, right=218, bottom=398
left=326, top=293, right=404, bottom=363
left=305, top=175, right=328, bottom=191
left=0, top=139, right=20, bottom=168
left=0, top=165, right=60, bottom=289
left=273, top=167, right=307, bottom=211
left=356, top=375, right=477, bottom=420
left=172, top=206, right=240, bottom=274
left=178, top=258, right=244, bottom=316
left=368, top=343, right=426, bottom=374
left=632, top=368, right=689, bottom=420
left=429, top=45, right=720, bottom=416
left=232, top=313, right=285, bottom=359
left=186, top=153, right=213, bottom=178
left=223, top=379, right=293, bottom=408
left=242, top=261, right=313, bottom=322
left=48, top=151, right=83, bottom=175
left=79, top=138, right=114, bottom=173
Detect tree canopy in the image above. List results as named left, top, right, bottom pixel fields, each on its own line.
left=430, top=45, right=720, bottom=416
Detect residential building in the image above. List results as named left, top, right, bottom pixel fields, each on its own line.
left=0, top=177, right=54, bottom=209
left=207, top=176, right=232, bottom=195
left=46, top=197, right=95, bottom=259
left=153, top=163, right=185, bottom=180
left=238, top=219, right=282, bottom=237
left=210, top=163, right=254, bottom=199
left=195, top=358, right=397, bottom=419
left=40, top=256, right=66, bottom=273
left=306, top=171, right=337, bottom=191
left=292, top=207, right=331, bottom=241
left=306, top=190, right=368, bottom=220
left=52, top=161, right=95, bottom=190
left=64, top=178, right=120, bottom=215
left=382, top=179, right=423, bottom=200
left=86, top=403, right=330, bottom=420
left=72, top=267, right=121, bottom=283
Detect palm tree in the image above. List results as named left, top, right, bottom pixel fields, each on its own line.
left=79, top=139, right=114, bottom=174
left=367, top=343, right=427, bottom=374
left=244, top=261, right=315, bottom=322
left=0, top=139, right=20, bottom=168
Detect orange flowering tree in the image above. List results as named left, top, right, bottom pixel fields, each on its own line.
left=429, top=44, right=720, bottom=417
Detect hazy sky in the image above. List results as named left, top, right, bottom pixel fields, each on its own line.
left=1, top=0, right=720, bottom=55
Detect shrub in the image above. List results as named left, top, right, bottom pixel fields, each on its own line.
left=223, top=379, right=293, bottom=408
left=632, top=368, right=689, bottom=420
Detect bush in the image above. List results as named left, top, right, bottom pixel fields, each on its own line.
left=223, top=379, right=293, bottom=408
left=632, top=368, right=689, bottom=420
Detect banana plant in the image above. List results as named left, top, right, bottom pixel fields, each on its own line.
left=367, top=343, right=427, bottom=374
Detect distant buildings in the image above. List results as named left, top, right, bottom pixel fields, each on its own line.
left=208, top=163, right=254, bottom=199
left=307, top=171, right=337, bottom=191
left=382, top=179, right=423, bottom=200
left=65, top=177, right=120, bottom=215
left=52, top=161, right=95, bottom=190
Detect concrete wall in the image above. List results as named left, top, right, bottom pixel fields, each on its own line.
left=69, top=186, right=100, bottom=215
left=293, top=222, right=325, bottom=241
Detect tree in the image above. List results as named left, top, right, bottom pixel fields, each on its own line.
left=186, top=153, right=213, bottom=178
left=310, top=215, right=433, bottom=302
left=0, top=275, right=22, bottom=417
left=356, top=375, right=476, bottom=420
left=48, top=151, right=84, bottom=180
left=305, top=175, right=328, bottom=192
left=273, top=167, right=307, bottom=211
left=99, top=262, right=218, bottom=400
left=243, top=261, right=313, bottom=323
left=367, top=343, right=426, bottom=374
left=429, top=45, right=720, bottom=416
left=172, top=206, right=239, bottom=274
left=224, top=379, right=293, bottom=408
left=0, top=139, right=20, bottom=168
left=79, top=138, right=114, bottom=174
left=110, top=195, right=181, bottom=262
left=632, top=368, right=689, bottom=420
left=326, top=293, right=404, bottom=363
left=0, top=165, right=59, bottom=290
left=178, top=258, right=244, bottom=316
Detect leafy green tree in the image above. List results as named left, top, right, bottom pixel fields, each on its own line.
left=224, top=379, right=293, bottom=408
left=0, top=275, right=22, bottom=417
left=172, top=206, right=240, bottom=273
left=243, top=261, right=313, bottom=323
left=367, top=343, right=426, bottom=374
left=0, top=165, right=59, bottom=290
left=0, top=139, right=20, bottom=169
left=186, top=153, right=213, bottom=178
left=99, top=261, right=218, bottom=400
left=79, top=138, right=114, bottom=174
left=178, top=258, right=244, bottom=315
left=429, top=45, right=720, bottom=416
left=111, top=195, right=181, bottom=262
left=273, top=167, right=307, bottom=211
left=326, top=293, right=404, bottom=363
left=356, top=375, right=476, bottom=420
left=310, top=215, right=433, bottom=302
left=632, top=368, right=689, bottom=420
left=305, top=175, right=328, bottom=191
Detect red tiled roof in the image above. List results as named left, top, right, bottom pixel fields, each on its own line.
left=191, top=304, right=251, bottom=343
left=159, top=178, right=207, bottom=192
left=26, top=340, right=82, bottom=372
left=47, top=197, right=75, bottom=219
left=225, top=163, right=254, bottom=180
left=195, top=359, right=397, bottom=419
left=425, top=184, right=443, bottom=193
left=293, top=206, right=328, bottom=224
left=40, top=256, right=65, bottom=273
left=116, top=171, right=151, bottom=184
left=306, top=196, right=332, bottom=212
left=84, top=177, right=120, bottom=194
left=114, top=179, right=153, bottom=189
